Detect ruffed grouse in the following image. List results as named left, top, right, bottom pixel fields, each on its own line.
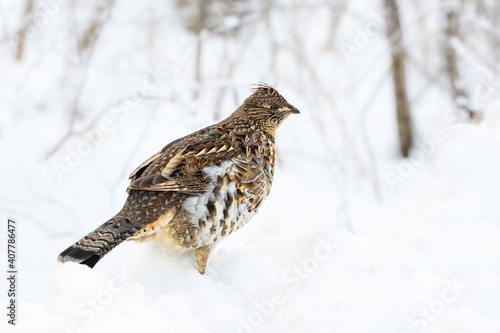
left=58, top=83, right=299, bottom=274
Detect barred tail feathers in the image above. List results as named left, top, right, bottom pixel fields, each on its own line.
left=58, top=216, right=133, bottom=268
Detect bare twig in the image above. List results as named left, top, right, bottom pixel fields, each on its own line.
left=359, top=68, right=393, bottom=201
left=193, top=0, right=209, bottom=100
left=78, top=0, right=116, bottom=54
left=15, top=0, right=34, bottom=61
left=385, top=0, right=413, bottom=157
left=324, top=0, right=348, bottom=51
left=441, top=0, right=477, bottom=120
left=44, top=0, right=116, bottom=160
left=213, top=25, right=254, bottom=120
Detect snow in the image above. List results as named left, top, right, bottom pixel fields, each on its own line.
left=2, top=0, right=500, bottom=332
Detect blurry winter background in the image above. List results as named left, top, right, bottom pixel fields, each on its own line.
left=1, top=0, right=500, bottom=332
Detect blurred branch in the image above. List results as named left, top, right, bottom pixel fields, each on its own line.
left=359, top=68, right=393, bottom=201
left=324, top=0, right=348, bottom=51
left=44, top=94, right=174, bottom=160
left=78, top=0, right=116, bottom=54
left=287, top=3, right=354, bottom=233
left=15, top=0, right=34, bottom=61
left=385, top=0, right=413, bottom=158
left=262, top=0, right=278, bottom=73
left=213, top=26, right=254, bottom=120
left=442, top=1, right=478, bottom=121
left=45, top=0, right=116, bottom=160
left=193, top=0, right=208, bottom=100
left=72, top=0, right=116, bottom=124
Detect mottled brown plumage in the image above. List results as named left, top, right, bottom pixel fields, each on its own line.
left=58, top=83, right=299, bottom=274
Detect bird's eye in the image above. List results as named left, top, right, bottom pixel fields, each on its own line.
left=270, top=105, right=278, bottom=111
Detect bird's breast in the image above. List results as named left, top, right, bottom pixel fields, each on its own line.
left=177, top=155, right=273, bottom=248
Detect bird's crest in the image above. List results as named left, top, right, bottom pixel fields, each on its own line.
left=250, top=82, right=280, bottom=96
left=245, top=83, right=288, bottom=108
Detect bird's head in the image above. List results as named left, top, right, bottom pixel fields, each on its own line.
left=232, top=83, right=300, bottom=136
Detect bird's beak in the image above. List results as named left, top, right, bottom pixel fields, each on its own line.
left=288, top=108, right=300, bottom=114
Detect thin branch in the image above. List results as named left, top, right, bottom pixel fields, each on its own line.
left=15, top=0, right=34, bottom=61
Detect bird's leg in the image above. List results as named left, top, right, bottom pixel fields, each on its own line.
left=195, top=246, right=212, bottom=274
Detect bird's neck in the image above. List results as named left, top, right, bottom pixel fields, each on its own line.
left=223, top=114, right=276, bottom=142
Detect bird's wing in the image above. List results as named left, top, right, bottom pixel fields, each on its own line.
left=128, top=151, right=163, bottom=181
left=128, top=135, right=238, bottom=194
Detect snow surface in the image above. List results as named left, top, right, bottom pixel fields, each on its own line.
left=1, top=0, right=500, bottom=332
